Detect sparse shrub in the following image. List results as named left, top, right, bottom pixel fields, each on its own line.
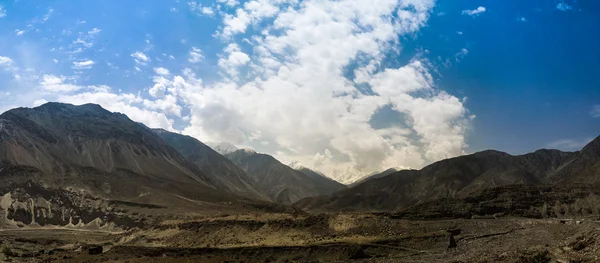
left=517, top=250, right=551, bottom=263
left=538, top=202, right=548, bottom=218
left=2, top=246, right=17, bottom=259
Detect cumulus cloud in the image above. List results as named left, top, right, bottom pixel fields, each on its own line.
left=188, top=47, right=204, bottom=63
left=39, top=75, right=82, bottom=92
left=0, top=6, right=6, bottom=18
left=0, top=56, right=13, bottom=68
left=154, top=67, right=170, bottom=75
left=156, top=0, right=471, bottom=183
left=131, top=51, right=151, bottom=65
left=591, top=105, right=600, bottom=118
left=72, top=60, right=95, bottom=70
left=462, top=6, right=486, bottom=16
left=218, top=43, right=250, bottom=78
left=220, top=0, right=279, bottom=38
left=11, top=0, right=472, bottom=184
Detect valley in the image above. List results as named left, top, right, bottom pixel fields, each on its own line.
left=2, top=213, right=600, bottom=262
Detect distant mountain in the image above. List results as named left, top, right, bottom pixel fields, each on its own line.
left=153, top=129, right=269, bottom=201
left=0, top=103, right=273, bottom=228
left=295, top=141, right=594, bottom=212
left=349, top=168, right=400, bottom=187
left=294, top=166, right=347, bottom=192
left=225, top=149, right=347, bottom=204
left=206, top=142, right=239, bottom=155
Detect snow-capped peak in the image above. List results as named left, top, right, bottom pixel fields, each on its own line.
left=206, top=142, right=239, bottom=155
left=287, top=160, right=306, bottom=170
left=241, top=148, right=256, bottom=154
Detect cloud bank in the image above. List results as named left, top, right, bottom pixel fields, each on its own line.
left=0, top=0, right=473, bottom=184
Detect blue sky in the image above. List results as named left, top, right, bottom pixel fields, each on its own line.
left=0, top=0, right=598, bottom=183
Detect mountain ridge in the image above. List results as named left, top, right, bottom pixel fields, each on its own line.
left=295, top=139, right=597, bottom=212
left=225, top=149, right=347, bottom=204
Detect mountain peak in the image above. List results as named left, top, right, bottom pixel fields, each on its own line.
left=288, top=160, right=306, bottom=170
left=241, top=148, right=257, bottom=154
left=207, top=141, right=239, bottom=155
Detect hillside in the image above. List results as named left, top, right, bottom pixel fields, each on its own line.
left=225, top=149, right=346, bottom=204
left=295, top=141, right=595, bottom=212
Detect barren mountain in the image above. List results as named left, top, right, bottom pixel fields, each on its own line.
left=0, top=103, right=276, bottom=229
left=225, top=149, right=346, bottom=204
left=295, top=139, right=597, bottom=212
left=153, top=129, right=269, bottom=201
left=348, top=168, right=400, bottom=187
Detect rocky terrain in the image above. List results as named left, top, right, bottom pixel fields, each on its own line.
left=2, top=213, right=600, bottom=262
left=0, top=103, right=280, bottom=230
left=153, top=129, right=268, bottom=201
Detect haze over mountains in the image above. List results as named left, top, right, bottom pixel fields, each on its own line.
left=0, top=102, right=598, bottom=229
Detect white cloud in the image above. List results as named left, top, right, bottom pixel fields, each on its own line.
left=202, top=7, right=215, bottom=16
left=218, top=43, right=250, bottom=77
left=217, top=0, right=239, bottom=7
left=73, top=38, right=93, bottom=48
left=462, top=6, right=486, bottom=16
left=72, top=60, right=95, bottom=70
left=42, top=8, right=54, bottom=22
left=220, top=0, right=279, bottom=38
left=69, top=27, right=102, bottom=53
left=6, top=0, right=472, bottom=184
left=131, top=51, right=151, bottom=65
left=0, top=6, right=6, bottom=18
left=15, top=30, right=24, bottom=36
left=591, top=105, right=600, bottom=118
left=455, top=48, right=469, bottom=62
left=189, top=1, right=215, bottom=16
left=167, top=0, right=470, bottom=183
left=516, top=16, right=527, bottom=22
left=153, top=67, right=170, bottom=75
left=556, top=2, right=572, bottom=11
left=88, top=27, right=102, bottom=36
left=188, top=47, right=204, bottom=63
left=39, top=75, right=81, bottom=93
left=0, top=56, right=13, bottom=68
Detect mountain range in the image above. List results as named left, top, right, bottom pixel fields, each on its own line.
left=0, top=102, right=598, bottom=228
left=295, top=139, right=600, bottom=213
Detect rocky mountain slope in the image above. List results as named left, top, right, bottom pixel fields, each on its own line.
left=296, top=137, right=598, bottom=212
left=0, top=103, right=272, bottom=229
left=153, top=129, right=268, bottom=201
left=348, top=168, right=400, bottom=187
left=206, top=142, right=239, bottom=155
left=225, top=149, right=346, bottom=204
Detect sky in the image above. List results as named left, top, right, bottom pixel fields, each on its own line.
left=0, top=0, right=598, bottom=184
